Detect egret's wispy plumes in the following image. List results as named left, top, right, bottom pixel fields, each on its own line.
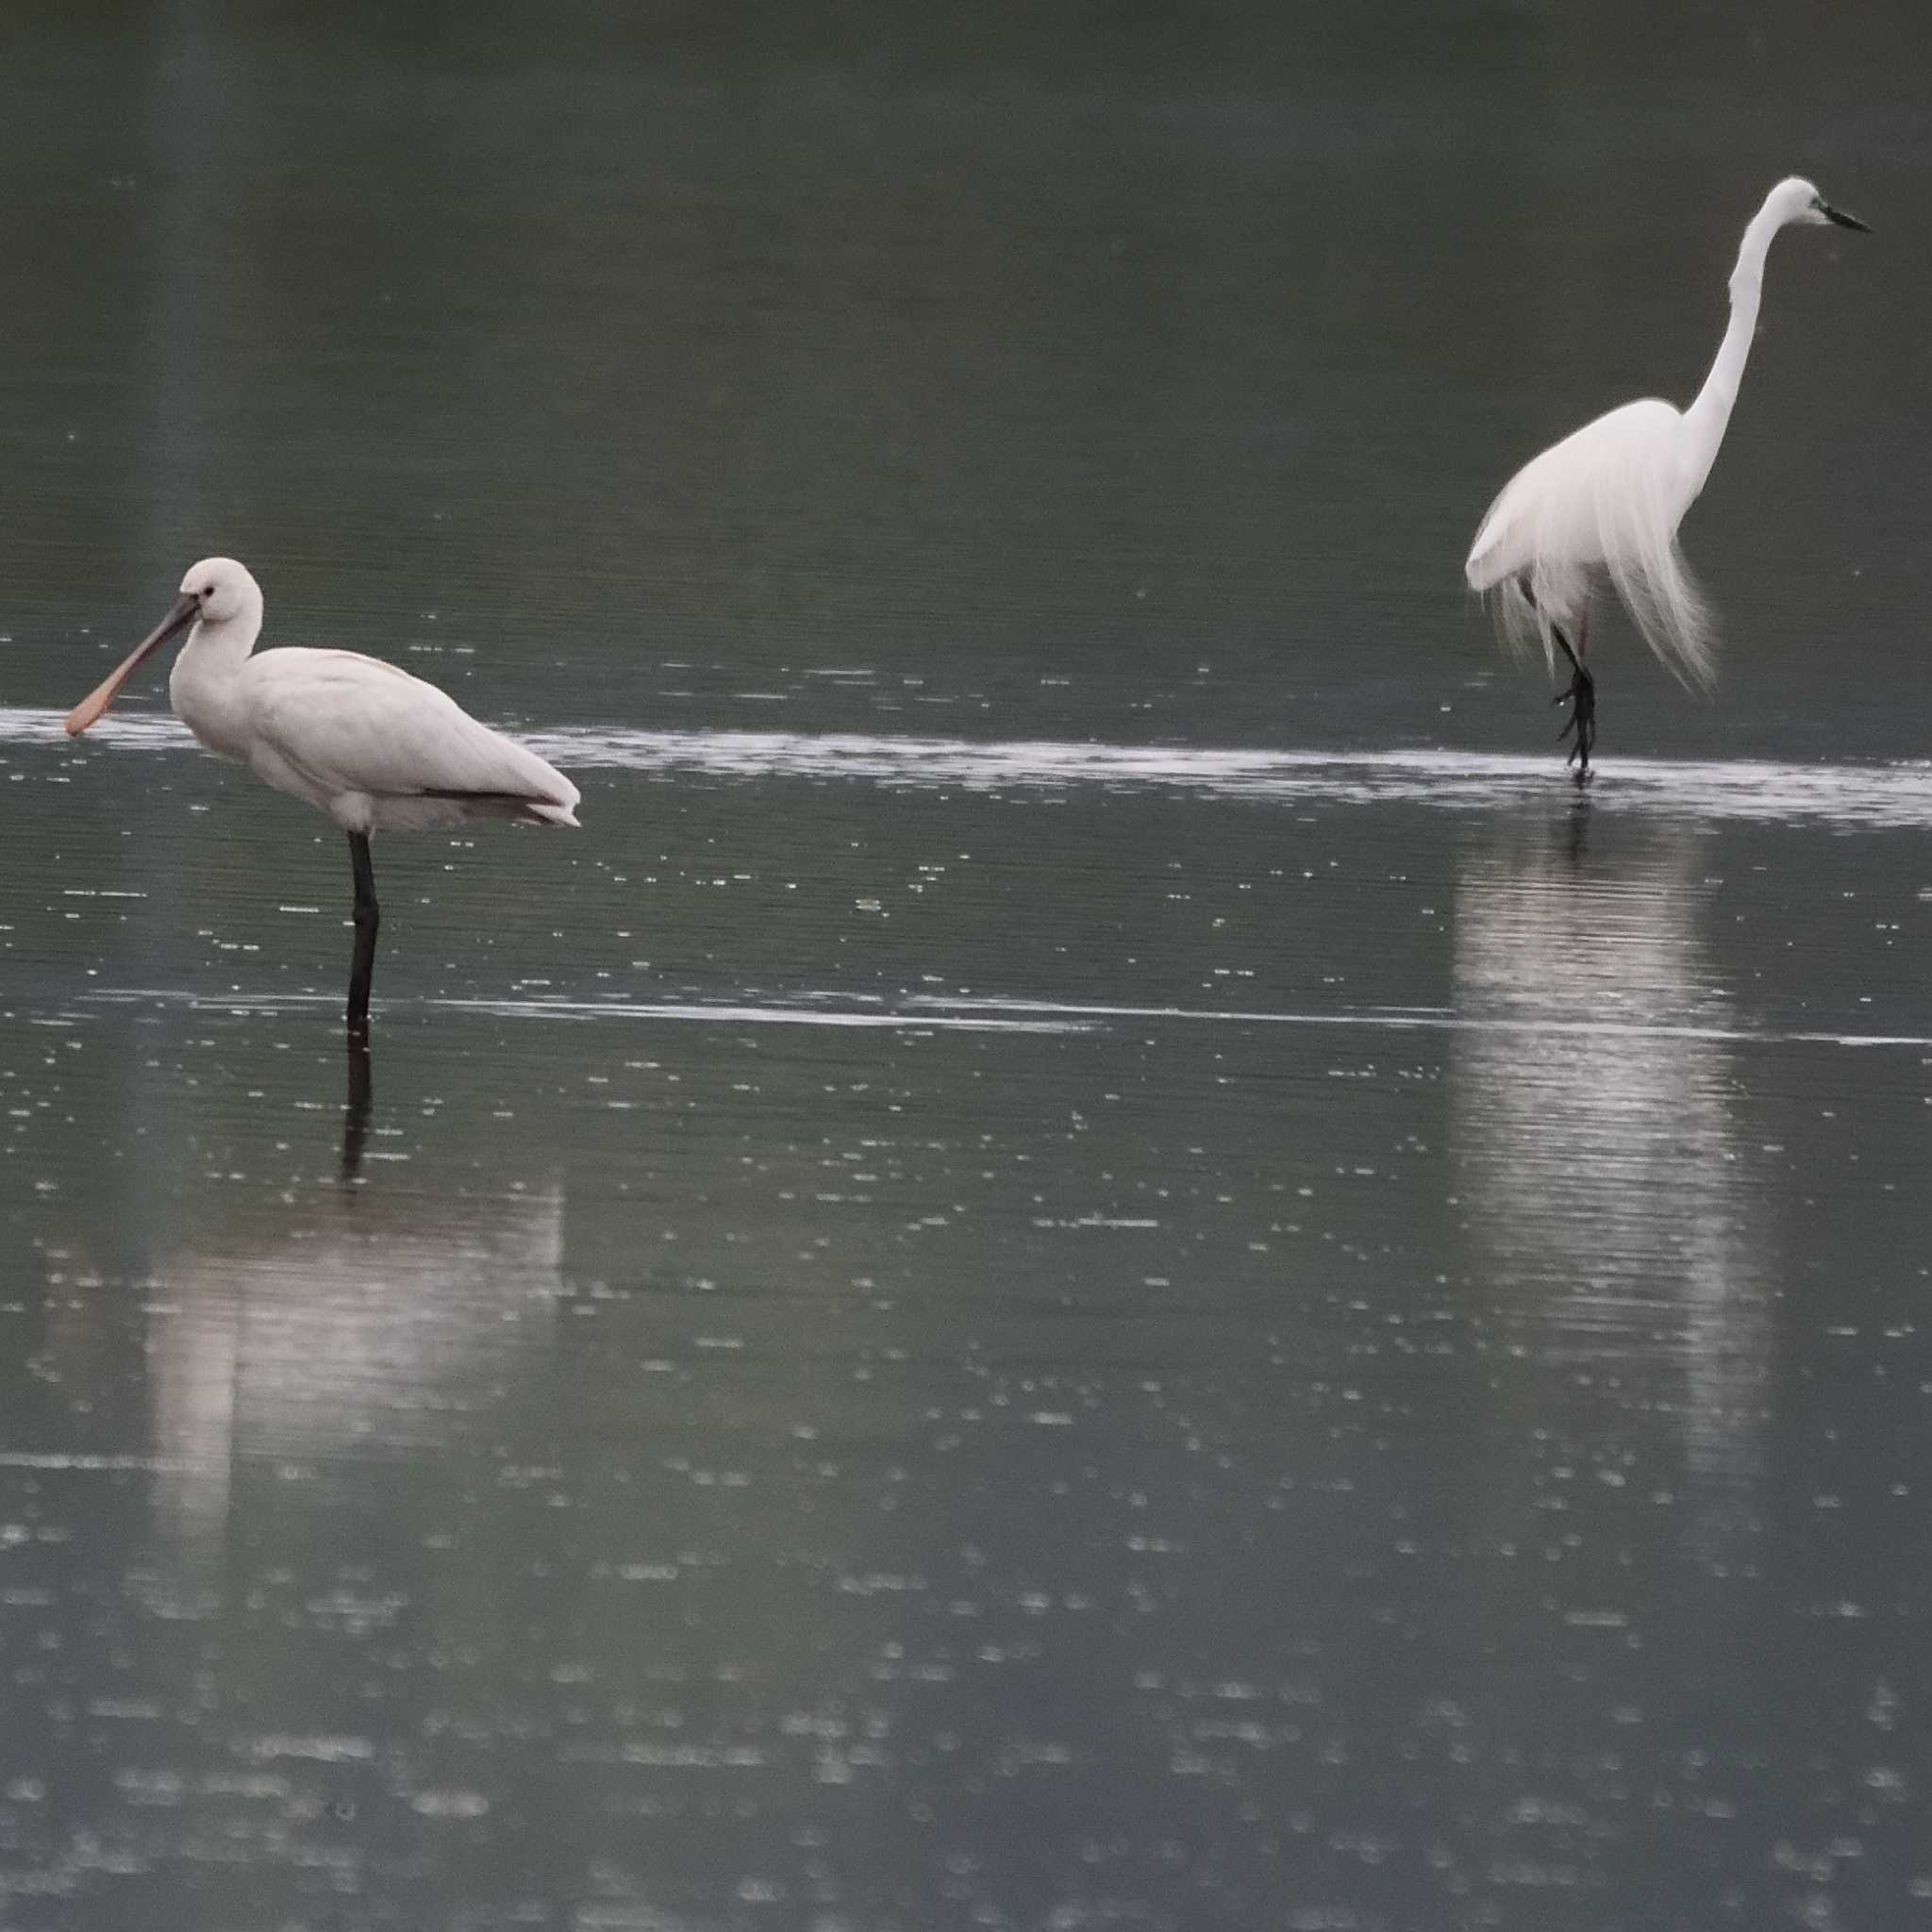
left=1471, top=398, right=1718, bottom=691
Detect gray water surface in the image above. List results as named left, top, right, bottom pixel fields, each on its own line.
left=5, top=8, right=1932, bottom=1931
left=7, top=721, right=1931, bottom=1931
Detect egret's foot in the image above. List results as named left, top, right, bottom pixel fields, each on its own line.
left=1554, top=662, right=1596, bottom=777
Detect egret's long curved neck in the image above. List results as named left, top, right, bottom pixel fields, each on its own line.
left=1682, top=198, right=1783, bottom=489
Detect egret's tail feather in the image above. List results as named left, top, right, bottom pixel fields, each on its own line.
left=1486, top=554, right=1714, bottom=692
left=1467, top=564, right=1587, bottom=682
left=1606, top=531, right=1717, bottom=692
left=1490, top=575, right=1557, bottom=676
left=1589, top=408, right=1717, bottom=688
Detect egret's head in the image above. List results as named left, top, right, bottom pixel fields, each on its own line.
left=180, top=557, right=261, bottom=625
left=1772, top=175, right=1871, bottom=233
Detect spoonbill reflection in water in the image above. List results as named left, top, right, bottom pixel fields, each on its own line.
left=66, top=557, right=580, bottom=1029
left=1465, top=176, right=1869, bottom=780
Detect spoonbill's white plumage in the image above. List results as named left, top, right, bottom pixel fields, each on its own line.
left=66, top=557, right=579, bottom=1027
left=1465, top=175, right=1869, bottom=777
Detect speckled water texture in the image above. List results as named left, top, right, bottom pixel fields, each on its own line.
left=5, top=7, right=1932, bottom=1930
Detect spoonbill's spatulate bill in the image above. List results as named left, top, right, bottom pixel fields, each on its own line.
left=66, top=557, right=580, bottom=1030
left=1464, top=175, right=1869, bottom=780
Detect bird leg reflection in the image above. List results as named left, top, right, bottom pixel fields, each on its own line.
left=1566, top=785, right=1593, bottom=861
left=341, top=1030, right=374, bottom=1182
left=346, top=831, right=380, bottom=1032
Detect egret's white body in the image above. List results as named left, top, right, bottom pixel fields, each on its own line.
left=1465, top=175, right=1868, bottom=764
left=67, top=558, right=579, bottom=1025
left=1469, top=394, right=1716, bottom=684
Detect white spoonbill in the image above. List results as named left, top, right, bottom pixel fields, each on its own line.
left=65, top=557, right=580, bottom=1030
left=1465, top=175, right=1869, bottom=779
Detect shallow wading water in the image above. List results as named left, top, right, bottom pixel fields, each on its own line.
left=5, top=6, right=1932, bottom=1930
left=4, top=726, right=1931, bottom=1929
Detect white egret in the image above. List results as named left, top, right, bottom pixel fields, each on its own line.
left=1465, top=176, right=1869, bottom=778
left=65, top=558, right=580, bottom=1029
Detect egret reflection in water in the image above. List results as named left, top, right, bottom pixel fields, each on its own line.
left=1450, top=810, right=1772, bottom=1490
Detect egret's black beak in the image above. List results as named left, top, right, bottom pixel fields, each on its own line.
left=64, top=591, right=202, bottom=737
left=1822, top=203, right=1872, bottom=234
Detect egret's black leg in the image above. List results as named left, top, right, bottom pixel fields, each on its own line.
left=1550, top=627, right=1596, bottom=781
left=1519, top=579, right=1596, bottom=783
left=346, top=831, right=380, bottom=1032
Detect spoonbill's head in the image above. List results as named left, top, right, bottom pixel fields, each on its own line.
left=182, top=556, right=262, bottom=625
left=1771, top=175, right=1871, bottom=233
left=65, top=556, right=264, bottom=738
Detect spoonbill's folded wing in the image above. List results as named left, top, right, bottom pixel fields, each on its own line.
left=243, top=649, right=579, bottom=824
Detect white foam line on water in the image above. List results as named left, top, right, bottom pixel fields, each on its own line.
left=0, top=1451, right=200, bottom=1474
left=9, top=707, right=1932, bottom=826
left=436, top=997, right=1089, bottom=1034
left=902, top=992, right=1932, bottom=1051
left=76, top=988, right=1092, bottom=1035
left=72, top=987, right=1928, bottom=1051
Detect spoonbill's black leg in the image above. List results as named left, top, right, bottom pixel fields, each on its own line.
left=341, top=1030, right=373, bottom=1181
left=346, top=831, right=380, bottom=1031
